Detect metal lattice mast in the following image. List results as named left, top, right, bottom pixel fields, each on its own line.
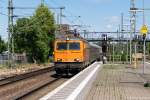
left=41, top=0, right=44, bottom=5
left=121, top=13, right=124, bottom=38
left=8, top=0, right=12, bottom=64
left=121, top=13, right=124, bottom=54
left=8, top=0, right=14, bottom=65
left=129, top=0, right=136, bottom=64
left=8, top=0, right=11, bottom=57
left=60, top=7, right=65, bottom=25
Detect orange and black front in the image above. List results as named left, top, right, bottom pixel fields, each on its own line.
left=54, top=39, right=85, bottom=75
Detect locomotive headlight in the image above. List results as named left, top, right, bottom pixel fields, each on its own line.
left=57, top=58, right=62, bottom=62
left=74, top=58, right=80, bottom=62
left=66, top=37, right=70, bottom=41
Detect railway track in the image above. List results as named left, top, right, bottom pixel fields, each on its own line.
left=0, top=63, right=94, bottom=99
left=0, top=66, right=68, bottom=100
left=14, top=77, right=62, bottom=100
left=0, top=66, right=54, bottom=86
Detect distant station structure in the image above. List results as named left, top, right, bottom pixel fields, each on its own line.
left=79, top=31, right=150, bottom=42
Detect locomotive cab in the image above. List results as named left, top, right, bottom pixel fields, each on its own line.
left=54, top=38, right=86, bottom=75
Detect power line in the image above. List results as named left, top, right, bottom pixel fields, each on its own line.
left=0, top=12, right=8, bottom=16
left=47, top=0, right=87, bottom=27
left=1, top=6, right=65, bottom=10
left=12, top=11, right=57, bottom=31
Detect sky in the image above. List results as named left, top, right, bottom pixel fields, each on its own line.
left=0, top=0, right=150, bottom=40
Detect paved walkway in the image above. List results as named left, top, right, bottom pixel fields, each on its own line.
left=86, top=63, right=150, bottom=100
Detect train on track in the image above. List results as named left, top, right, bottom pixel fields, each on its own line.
left=53, top=33, right=102, bottom=75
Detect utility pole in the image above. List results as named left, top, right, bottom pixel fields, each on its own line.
left=8, top=0, right=11, bottom=64
left=129, top=0, right=150, bottom=71
left=8, top=0, right=14, bottom=66
left=113, top=40, right=115, bottom=63
left=121, top=13, right=124, bottom=56
left=121, top=13, right=124, bottom=38
left=143, top=0, right=145, bottom=25
left=58, top=7, right=65, bottom=33
left=59, top=7, right=65, bottom=25
left=41, top=0, right=44, bottom=4
left=83, top=30, right=87, bottom=38
left=118, top=25, right=121, bottom=39
left=130, top=0, right=136, bottom=64
left=143, top=35, right=146, bottom=74
left=142, top=0, right=146, bottom=74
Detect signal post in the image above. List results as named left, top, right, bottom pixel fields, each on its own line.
left=140, top=25, right=148, bottom=74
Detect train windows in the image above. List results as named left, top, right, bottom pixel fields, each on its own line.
left=57, top=43, right=67, bottom=50
left=69, top=43, right=80, bottom=50
left=56, top=42, right=80, bottom=50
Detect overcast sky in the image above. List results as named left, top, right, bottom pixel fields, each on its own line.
left=0, top=0, right=150, bottom=40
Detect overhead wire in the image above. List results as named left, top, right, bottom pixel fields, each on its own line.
left=0, top=0, right=89, bottom=33
left=47, top=0, right=76, bottom=25
left=0, top=12, right=8, bottom=16
left=0, top=0, right=58, bottom=29
left=13, top=12, right=55, bottom=31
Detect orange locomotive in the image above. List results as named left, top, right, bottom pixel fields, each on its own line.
left=54, top=34, right=102, bottom=75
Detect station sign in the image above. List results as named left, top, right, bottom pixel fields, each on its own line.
left=140, top=25, right=148, bottom=35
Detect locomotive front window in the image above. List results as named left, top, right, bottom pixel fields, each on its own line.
left=57, top=43, right=67, bottom=50
left=69, top=43, right=80, bottom=50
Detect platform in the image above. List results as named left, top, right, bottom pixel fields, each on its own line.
left=86, top=62, right=150, bottom=100
left=40, top=62, right=102, bottom=100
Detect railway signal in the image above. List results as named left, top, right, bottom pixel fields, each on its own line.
left=140, top=25, right=148, bottom=35
left=140, top=25, right=148, bottom=74
left=102, top=34, right=107, bottom=56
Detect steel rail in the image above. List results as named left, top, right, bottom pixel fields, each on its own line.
left=0, top=66, right=54, bottom=86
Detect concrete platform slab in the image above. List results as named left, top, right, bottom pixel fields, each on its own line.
left=40, top=62, right=102, bottom=100
left=86, top=63, right=150, bottom=100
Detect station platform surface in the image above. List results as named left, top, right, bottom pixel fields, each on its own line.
left=86, top=62, right=150, bottom=100
left=40, top=62, right=102, bottom=100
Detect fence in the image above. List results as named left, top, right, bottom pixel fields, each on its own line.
left=0, top=53, right=27, bottom=65
left=106, top=55, right=130, bottom=64
left=106, top=54, right=150, bottom=64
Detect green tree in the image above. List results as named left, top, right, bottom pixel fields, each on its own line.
left=13, top=4, right=56, bottom=63
left=0, top=36, right=7, bottom=53
left=13, top=18, right=31, bottom=53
